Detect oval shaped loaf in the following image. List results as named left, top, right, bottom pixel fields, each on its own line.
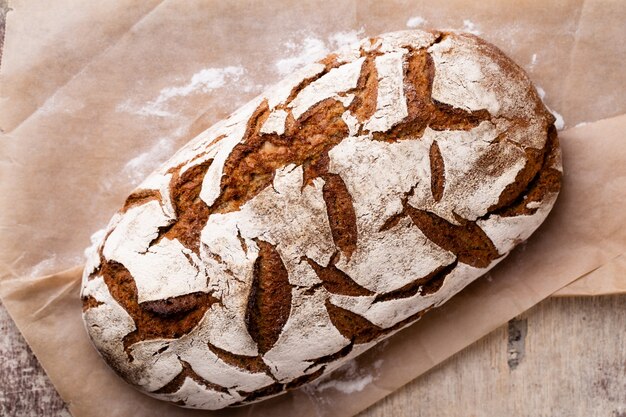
left=81, top=29, right=562, bottom=409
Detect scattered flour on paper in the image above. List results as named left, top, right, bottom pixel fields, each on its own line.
left=114, top=65, right=263, bottom=185
left=319, top=373, right=374, bottom=394
left=329, top=30, right=364, bottom=51
left=406, top=16, right=427, bottom=28
left=26, top=213, right=106, bottom=279
left=529, top=53, right=538, bottom=70
left=117, top=66, right=246, bottom=118
left=307, top=358, right=385, bottom=395
left=274, top=29, right=364, bottom=75
left=38, top=93, right=85, bottom=116
left=275, top=37, right=328, bottom=76
left=120, top=130, right=183, bottom=186
left=27, top=253, right=82, bottom=278
left=462, top=19, right=482, bottom=35
left=28, top=255, right=59, bottom=278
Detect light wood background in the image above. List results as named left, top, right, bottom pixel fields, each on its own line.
left=1, top=296, right=625, bottom=417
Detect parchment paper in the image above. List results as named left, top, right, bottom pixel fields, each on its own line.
left=1, top=1, right=625, bottom=416
left=554, top=254, right=626, bottom=296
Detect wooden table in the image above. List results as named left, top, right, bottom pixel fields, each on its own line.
left=1, top=295, right=625, bottom=417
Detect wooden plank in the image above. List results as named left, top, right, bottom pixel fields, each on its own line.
left=0, top=302, right=68, bottom=417
left=1, top=296, right=625, bottom=416
left=359, top=296, right=626, bottom=417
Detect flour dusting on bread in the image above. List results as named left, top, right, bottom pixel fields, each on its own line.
left=81, top=29, right=561, bottom=410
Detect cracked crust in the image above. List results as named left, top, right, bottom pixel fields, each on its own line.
left=245, top=239, right=292, bottom=354
left=81, top=29, right=561, bottom=410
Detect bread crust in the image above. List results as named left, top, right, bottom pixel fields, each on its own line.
left=81, top=29, right=561, bottom=409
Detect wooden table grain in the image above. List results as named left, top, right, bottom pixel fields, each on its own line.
left=1, top=296, right=625, bottom=417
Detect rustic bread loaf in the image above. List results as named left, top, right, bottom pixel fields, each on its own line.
left=81, top=29, right=562, bottom=409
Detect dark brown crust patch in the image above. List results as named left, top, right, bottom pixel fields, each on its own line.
left=160, top=160, right=213, bottom=254
left=374, top=260, right=458, bottom=303
left=301, top=152, right=330, bottom=188
left=235, top=382, right=284, bottom=405
left=378, top=210, right=407, bottom=232
left=305, top=342, right=354, bottom=371
left=211, top=98, right=349, bottom=214
left=141, top=293, right=208, bottom=317
left=301, top=152, right=359, bottom=259
left=325, top=299, right=385, bottom=344
left=328, top=298, right=434, bottom=343
left=429, top=140, right=445, bottom=202
left=152, top=360, right=229, bottom=395
left=348, top=56, right=378, bottom=124
left=285, top=366, right=326, bottom=390
left=317, top=53, right=340, bottom=70
left=322, top=173, right=358, bottom=259
left=371, top=50, right=490, bottom=142
left=140, top=160, right=213, bottom=256
left=207, top=343, right=274, bottom=376
left=283, top=58, right=339, bottom=106
left=491, top=126, right=562, bottom=217
left=245, top=240, right=292, bottom=354
left=307, top=258, right=374, bottom=297
left=96, top=260, right=217, bottom=354
left=404, top=206, right=501, bottom=268
left=236, top=227, right=248, bottom=253
left=488, top=145, right=543, bottom=212
left=122, top=189, right=162, bottom=213
left=81, top=295, right=103, bottom=312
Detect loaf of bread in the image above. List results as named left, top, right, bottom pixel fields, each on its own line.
left=81, top=29, right=561, bottom=409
